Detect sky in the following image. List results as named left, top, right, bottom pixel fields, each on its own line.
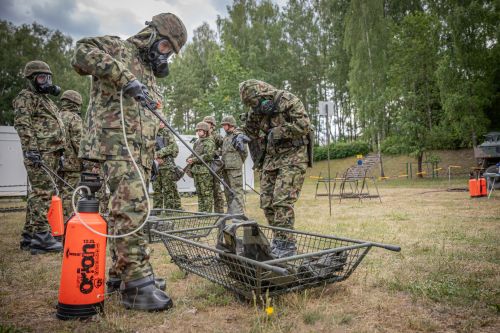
left=0, top=0, right=246, bottom=42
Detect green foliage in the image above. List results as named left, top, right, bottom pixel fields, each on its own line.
left=313, top=141, right=370, bottom=161
left=0, top=21, right=89, bottom=125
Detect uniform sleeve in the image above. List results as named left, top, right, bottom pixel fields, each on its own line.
left=157, top=130, right=179, bottom=158
left=272, top=96, right=311, bottom=140
left=13, top=94, right=38, bottom=152
left=240, top=109, right=262, bottom=139
left=70, top=114, right=83, bottom=154
left=71, top=36, right=136, bottom=88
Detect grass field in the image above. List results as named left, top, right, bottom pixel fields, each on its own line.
left=1, top=150, right=499, bottom=333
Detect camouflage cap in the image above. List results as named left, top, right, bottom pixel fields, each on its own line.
left=195, top=121, right=210, bottom=132
left=239, top=79, right=277, bottom=105
left=149, top=13, right=187, bottom=54
left=221, top=116, right=237, bottom=127
left=24, top=60, right=52, bottom=78
left=60, top=90, right=83, bottom=105
left=203, top=116, right=216, bottom=126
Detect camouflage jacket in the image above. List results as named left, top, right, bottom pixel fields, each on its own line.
left=59, top=101, right=83, bottom=171
left=13, top=88, right=66, bottom=154
left=188, top=136, right=215, bottom=174
left=155, top=127, right=179, bottom=170
left=71, top=35, right=160, bottom=169
left=241, top=90, right=311, bottom=170
left=222, top=130, right=247, bottom=170
left=210, top=131, right=223, bottom=155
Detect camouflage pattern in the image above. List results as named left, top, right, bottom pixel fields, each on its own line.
left=58, top=97, right=84, bottom=219
left=71, top=29, right=166, bottom=282
left=239, top=80, right=311, bottom=240
left=221, top=128, right=248, bottom=214
left=13, top=84, right=66, bottom=235
left=24, top=60, right=52, bottom=77
left=149, top=13, right=187, bottom=54
left=209, top=129, right=225, bottom=213
left=103, top=161, right=153, bottom=282
left=153, top=127, right=181, bottom=209
left=60, top=89, right=83, bottom=105
left=221, top=115, right=237, bottom=127
left=188, top=136, right=215, bottom=212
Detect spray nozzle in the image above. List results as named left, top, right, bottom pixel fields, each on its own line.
left=79, top=172, right=102, bottom=198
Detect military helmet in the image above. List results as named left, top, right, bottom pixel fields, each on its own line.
left=195, top=121, right=210, bottom=132
left=24, top=60, right=52, bottom=78
left=239, top=79, right=277, bottom=105
left=203, top=116, right=216, bottom=126
left=149, top=13, right=187, bottom=54
left=221, top=116, right=237, bottom=127
left=60, top=90, right=83, bottom=105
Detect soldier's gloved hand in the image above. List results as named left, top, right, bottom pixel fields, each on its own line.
left=123, top=79, right=148, bottom=102
left=232, top=134, right=251, bottom=152
left=25, top=150, right=42, bottom=168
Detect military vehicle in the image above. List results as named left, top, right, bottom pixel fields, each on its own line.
left=474, top=132, right=500, bottom=189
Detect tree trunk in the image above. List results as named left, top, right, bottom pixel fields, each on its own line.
left=417, top=152, right=423, bottom=178
left=377, top=132, right=385, bottom=177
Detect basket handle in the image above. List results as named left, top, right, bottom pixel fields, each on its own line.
left=369, top=242, right=401, bottom=252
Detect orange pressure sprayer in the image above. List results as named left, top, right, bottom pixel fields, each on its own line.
left=56, top=172, right=107, bottom=320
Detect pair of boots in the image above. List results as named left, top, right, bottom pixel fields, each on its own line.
left=270, top=238, right=297, bottom=258
left=111, top=275, right=173, bottom=311
left=20, top=231, right=63, bottom=255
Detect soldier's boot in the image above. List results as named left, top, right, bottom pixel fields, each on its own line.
left=270, top=239, right=297, bottom=259
left=107, top=276, right=166, bottom=293
left=30, top=231, right=63, bottom=255
left=20, top=232, right=32, bottom=251
left=121, top=275, right=173, bottom=311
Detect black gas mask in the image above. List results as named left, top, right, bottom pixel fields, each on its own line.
left=147, top=39, right=172, bottom=78
left=252, top=98, right=276, bottom=115
left=32, top=73, right=61, bottom=96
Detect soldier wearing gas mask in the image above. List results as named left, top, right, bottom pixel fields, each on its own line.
left=71, top=13, right=187, bottom=312
left=13, top=60, right=65, bottom=255
left=239, top=79, right=313, bottom=258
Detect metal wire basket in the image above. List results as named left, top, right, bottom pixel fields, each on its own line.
left=144, top=209, right=232, bottom=243
left=152, top=222, right=400, bottom=300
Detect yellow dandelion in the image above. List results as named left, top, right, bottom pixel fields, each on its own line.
left=265, top=306, right=274, bottom=316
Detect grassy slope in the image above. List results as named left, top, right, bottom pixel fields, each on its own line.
left=1, top=149, right=499, bottom=333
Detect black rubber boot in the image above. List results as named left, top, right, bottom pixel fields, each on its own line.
left=30, top=231, right=63, bottom=255
left=121, top=275, right=173, bottom=311
left=107, top=276, right=166, bottom=293
left=20, top=232, right=32, bottom=251
left=270, top=239, right=297, bottom=259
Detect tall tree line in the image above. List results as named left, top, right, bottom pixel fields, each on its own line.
left=1, top=0, right=498, bottom=174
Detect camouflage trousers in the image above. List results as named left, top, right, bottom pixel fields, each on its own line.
left=103, top=160, right=154, bottom=282
left=222, top=168, right=245, bottom=215
left=260, top=164, right=306, bottom=240
left=193, top=172, right=214, bottom=213
left=213, top=171, right=225, bottom=213
left=58, top=170, right=80, bottom=221
left=23, top=151, right=60, bottom=234
left=152, top=168, right=182, bottom=209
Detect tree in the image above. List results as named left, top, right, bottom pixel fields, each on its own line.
left=385, top=12, right=442, bottom=176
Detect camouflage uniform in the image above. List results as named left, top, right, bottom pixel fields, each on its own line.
left=221, top=117, right=247, bottom=215
left=239, top=80, right=311, bottom=240
left=188, top=131, right=216, bottom=213
left=13, top=67, right=66, bottom=238
left=71, top=19, right=185, bottom=282
left=153, top=127, right=181, bottom=209
left=58, top=90, right=83, bottom=220
left=204, top=116, right=225, bottom=213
